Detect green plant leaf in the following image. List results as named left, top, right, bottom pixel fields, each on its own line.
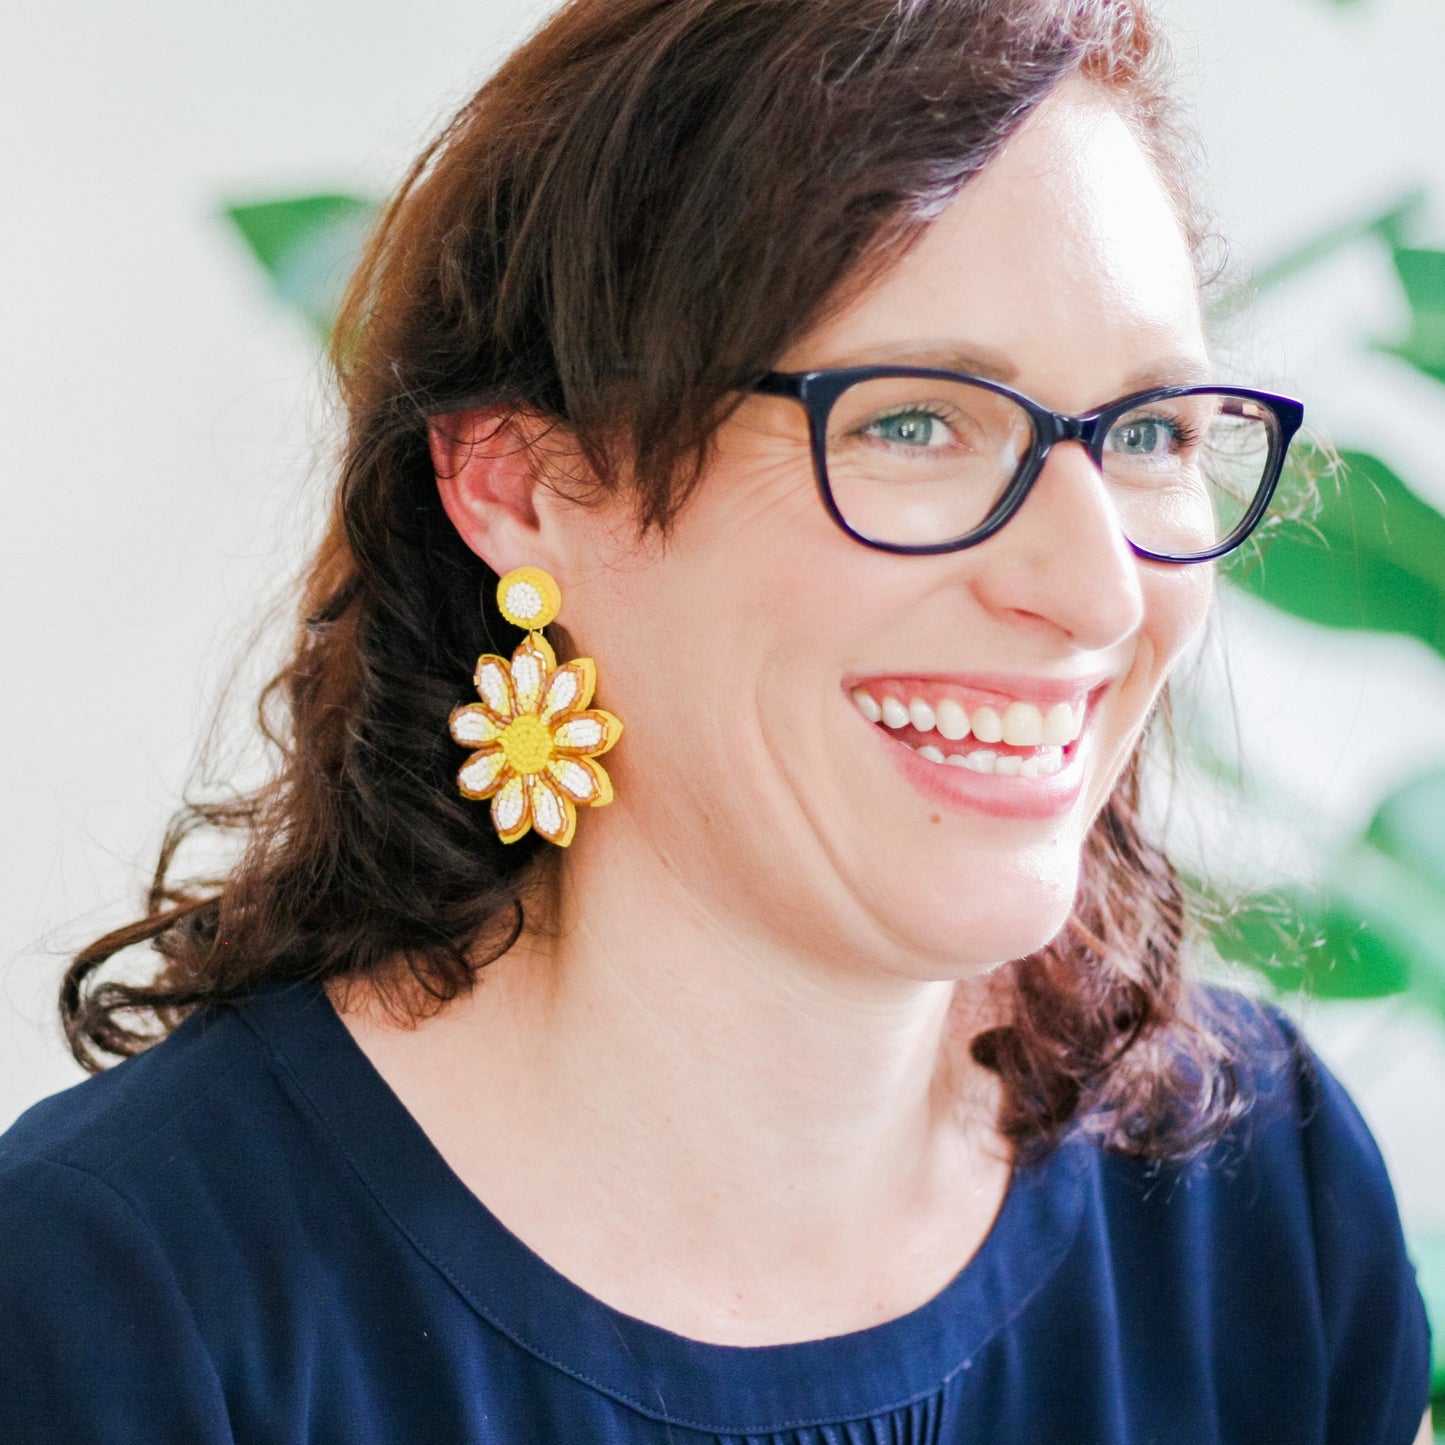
left=1345, top=767, right=1445, bottom=1016
left=1210, top=189, right=1424, bottom=317
left=1374, top=246, right=1445, bottom=386
left=1208, top=767, right=1445, bottom=1017
left=1209, top=883, right=1412, bottom=1000
left=1323, top=843, right=1445, bottom=1015
left=225, top=193, right=378, bottom=340
left=1224, top=448, right=1445, bottom=659
left=1367, top=766, right=1445, bottom=892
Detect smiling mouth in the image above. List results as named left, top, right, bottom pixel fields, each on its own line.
left=847, top=681, right=1092, bottom=778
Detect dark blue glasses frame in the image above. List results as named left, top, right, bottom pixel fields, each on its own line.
left=753, top=367, right=1306, bottom=564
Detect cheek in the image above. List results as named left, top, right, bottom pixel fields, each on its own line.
left=571, top=451, right=853, bottom=774
left=651, top=452, right=861, bottom=657
left=1089, top=566, right=1211, bottom=813
left=1144, top=564, right=1213, bottom=675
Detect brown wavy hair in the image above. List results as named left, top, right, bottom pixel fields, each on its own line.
left=63, top=0, right=1250, bottom=1160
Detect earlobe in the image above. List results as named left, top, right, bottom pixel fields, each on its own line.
left=430, top=407, right=547, bottom=571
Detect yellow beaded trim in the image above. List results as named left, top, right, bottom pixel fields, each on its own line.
left=497, top=566, right=561, bottom=630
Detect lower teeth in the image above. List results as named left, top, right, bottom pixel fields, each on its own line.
left=911, top=743, right=1064, bottom=777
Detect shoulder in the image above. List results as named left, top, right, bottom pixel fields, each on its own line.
left=0, top=1003, right=284, bottom=1442
left=1239, top=995, right=1433, bottom=1423
left=1162, top=985, right=1422, bottom=1292
left=0, top=987, right=355, bottom=1329
left=0, top=998, right=300, bottom=1281
left=0, top=997, right=271, bottom=1203
left=1090, top=985, right=1431, bottom=1439
left=1192, top=986, right=1415, bottom=1244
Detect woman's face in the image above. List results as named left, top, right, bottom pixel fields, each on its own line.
left=557, top=79, right=1212, bottom=979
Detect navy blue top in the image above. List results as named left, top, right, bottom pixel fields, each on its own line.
left=0, top=979, right=1430, bottom=1443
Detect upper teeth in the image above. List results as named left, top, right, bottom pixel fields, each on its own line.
left=849, top=688, right=1085, bottom=747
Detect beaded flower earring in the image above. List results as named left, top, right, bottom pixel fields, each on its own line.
left=448, top=566, right=623, bottom=847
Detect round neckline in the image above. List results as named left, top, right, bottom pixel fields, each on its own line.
left=239, top=977, right=1087, bottom=1434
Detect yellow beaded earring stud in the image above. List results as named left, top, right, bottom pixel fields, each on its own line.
left=448, top=566, right=623, bottom=847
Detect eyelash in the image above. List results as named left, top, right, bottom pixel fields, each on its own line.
left=1114, top=415, right=1202, bottom=452
left=870, top=402, right=959, bottom=429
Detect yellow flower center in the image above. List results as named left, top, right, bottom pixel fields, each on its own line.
left=499, top=713, right=554, bottom=775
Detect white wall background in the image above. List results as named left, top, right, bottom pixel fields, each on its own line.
left=2, top=0, right=1443, bottom=1231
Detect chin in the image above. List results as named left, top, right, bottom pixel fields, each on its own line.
left=869, top=859, right=1081, bottom=977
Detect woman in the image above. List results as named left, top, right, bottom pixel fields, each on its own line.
left=0, top=0, right=1431, bottom=1439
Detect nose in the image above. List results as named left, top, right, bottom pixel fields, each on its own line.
left=967, top=439, right=1145, bottom=649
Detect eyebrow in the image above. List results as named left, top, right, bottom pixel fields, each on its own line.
left=822, top=342, right=1217, bottom=393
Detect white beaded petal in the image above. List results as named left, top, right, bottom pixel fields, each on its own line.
left=492, top=775, right=526, bottom=832
left=474, top=659, right=514, bottom=720
left=458, top=749, right=506, bottom=796
left=554, top=716, right=605, bottom=751
left=450, top=706, right=501, bottom=746
left=542, top=668, right=580, bottom=721
left=511, top=647, right=546, bottom=715
left=531, top=778, right=566, bottom=840
left=550, top=758, right=598, bottom=802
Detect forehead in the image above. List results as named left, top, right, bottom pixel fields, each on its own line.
left=785, top=79, right=1208, bottom=409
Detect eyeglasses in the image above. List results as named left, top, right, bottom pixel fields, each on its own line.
left=753, top=367, right=1305, bottom=563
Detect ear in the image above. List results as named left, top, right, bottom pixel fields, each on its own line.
left=430, top=407, right=563, bottom=578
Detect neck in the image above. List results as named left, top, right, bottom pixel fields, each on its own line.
left=335, top=818, right=1012, bottom=1341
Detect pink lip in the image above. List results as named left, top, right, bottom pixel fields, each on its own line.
left=843, top=668, right=1114, bottom=709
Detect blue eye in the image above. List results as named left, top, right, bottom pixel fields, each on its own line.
left=865, top=410, right=947, bottom=447
left=1106, top=415, right=1198, bottom=457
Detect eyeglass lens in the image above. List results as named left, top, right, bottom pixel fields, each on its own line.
left=823, top=376, right=1279, bottom=557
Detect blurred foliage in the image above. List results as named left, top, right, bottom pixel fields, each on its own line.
left=1207, top=193, right=1445, bottom=1036
left=1224, top=446, right=1445, bottom=658
left=1378, top=246, right=1445, bottom=385
left=225, top=194, right=377, bottom=341
left=1211, top=767, right=1445, bottom=1015
left=1216, top=189, right=1424, bottom=306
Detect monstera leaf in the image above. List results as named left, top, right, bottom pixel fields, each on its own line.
left=1221, top=194, right=1445, bottom=655
left=1212, top=190, right=1423, bottom=314
left=1211, top=766, right=1445, bottom=1019
left=225, top=193, right=378, bottom=340
left=1375, top=246, right=1445, bottom=386
left=1225, top=447, right=1445, bottom=661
